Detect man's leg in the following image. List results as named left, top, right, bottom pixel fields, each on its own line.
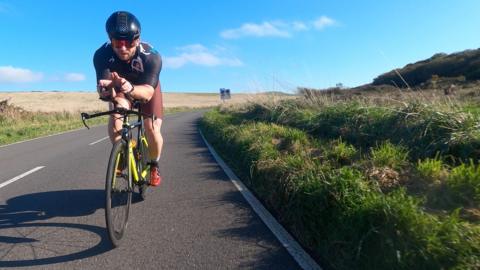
left=144, top=117, right=163, bottom=186
left=142, top=83, right=164, bottom=186
left=108, top=97, right=132, bottom=143
left=107, top=98, right=131, bottom=175
left=145, top=117, right=163, bottom=160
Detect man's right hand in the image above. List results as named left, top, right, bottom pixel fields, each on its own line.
left=97, top=79, right=117, bottom=101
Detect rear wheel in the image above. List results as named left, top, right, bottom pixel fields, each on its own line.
left=105, top=140, right=132, bottom=247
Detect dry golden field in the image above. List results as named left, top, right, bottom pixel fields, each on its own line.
left=0, top=91, right=292, bottom=112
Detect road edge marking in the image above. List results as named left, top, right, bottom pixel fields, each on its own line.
left=0, top=111, right=189, bottom=149
left=198, top=129, right=322, bottom=270
left=0, top=166, right=45, bottom=189
left=89, top=136, right=109, bottom=146
left=0, top=125, right=107, bottom=149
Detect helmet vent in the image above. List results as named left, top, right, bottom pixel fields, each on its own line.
left=118, top=13, right=128, bottom=33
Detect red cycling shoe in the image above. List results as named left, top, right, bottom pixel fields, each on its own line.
left=149, top=166, right=162, bottom=186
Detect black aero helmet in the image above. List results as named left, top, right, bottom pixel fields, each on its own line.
left=106, top=11, right=141, bottom=40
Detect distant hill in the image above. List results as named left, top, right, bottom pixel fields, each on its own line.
left=372, top=48, right=480, bottom=87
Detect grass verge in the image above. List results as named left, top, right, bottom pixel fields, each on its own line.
left=199, top=106, right=480, bottom=270
left=0, top=100, right=200, bottom=146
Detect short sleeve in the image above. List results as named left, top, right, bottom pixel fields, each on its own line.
left=93, top=45, right=112, bottom=82
left=139, top=52, right=162, bottom=88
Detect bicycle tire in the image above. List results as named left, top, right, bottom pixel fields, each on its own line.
left=105, top=140, right=132, bottom=247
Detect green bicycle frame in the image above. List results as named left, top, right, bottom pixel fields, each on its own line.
left=112, top=116, right=150, bottom=187
left=128, top=136, right=149, bottom=182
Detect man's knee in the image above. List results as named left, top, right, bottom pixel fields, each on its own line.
left=145, top=119, right=162, bottom=135
left=145, top=122, right=157, bottom=134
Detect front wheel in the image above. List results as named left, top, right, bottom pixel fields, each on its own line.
left=105, top=140, right=132, bottom=247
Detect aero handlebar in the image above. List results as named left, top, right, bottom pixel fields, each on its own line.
left=81, top=108, right=155, bottom=129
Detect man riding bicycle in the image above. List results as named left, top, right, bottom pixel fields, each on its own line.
left=93, top=11, right=163, bottom=186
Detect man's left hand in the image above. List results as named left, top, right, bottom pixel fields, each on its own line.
left=111, top=72, right=134, bottom=93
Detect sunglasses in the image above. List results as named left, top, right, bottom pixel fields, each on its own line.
left=111, top=38, right=137, bottom=49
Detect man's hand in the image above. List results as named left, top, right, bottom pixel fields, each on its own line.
left=97, top=72, right=134, bottom=103
left=111, top=72, right=134, bottom=94
left=97, top=79, right=117, bottom=101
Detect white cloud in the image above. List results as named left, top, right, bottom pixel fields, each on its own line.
left=0, top=66, right=43, bottom=83
left=0, top=67, right=87, bottom=83
left=164, top=44, right=243, bottom=69
left=64, top=73, right=86, bottom=82
left=221, top=22, right=291, bottom=39
left=292, top=21, right=309, bottom=31
left=313, top=16, right=336, bottom=30
left=221, top=16, right=337, bottom=39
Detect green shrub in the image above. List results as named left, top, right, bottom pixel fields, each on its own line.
left=370, top=141, right=409, bottom=169
left=327, top=138, right=358, bottom=165
left=351, top=191, right=480, bottom=269
left=417, top=156, right=447, bottom=183
left=446, top=161, right=480, bottom=207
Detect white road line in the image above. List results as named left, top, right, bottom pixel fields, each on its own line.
left=0, top=166, right=45, bottom=189
left=89, top=136, right=109, bottom=145
left=199, top=130, right=322, bottom=270
left=0, top=124, right=107, bottom=149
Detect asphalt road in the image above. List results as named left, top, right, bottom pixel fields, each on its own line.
left=0, top=111, right=301, bottom=269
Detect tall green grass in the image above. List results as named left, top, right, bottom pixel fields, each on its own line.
left=370, top=141, right=409, bottom=169
left=417, top=156, right=447, bottom=181
left=200, top=106, right=480, bottom=269
left=446, top=161, right=480, bottom=207
left=234, top=100, right=480, bottom=163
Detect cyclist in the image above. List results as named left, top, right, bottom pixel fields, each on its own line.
left=93, top=11, right=163, bottom=186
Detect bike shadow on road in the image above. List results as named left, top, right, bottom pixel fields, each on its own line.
left=0, top=189, right=112, bottom=267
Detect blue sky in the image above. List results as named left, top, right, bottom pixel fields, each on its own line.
left=0, top=0, right=478, bottom=93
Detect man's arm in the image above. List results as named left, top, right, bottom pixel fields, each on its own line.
left=111, top=72, right=154, bottom=103
left=93, top=46, right=115, bottom=100
left=111, top=52, right=162, bottom=102
left=127, top=84, right=155, bottom=103
left=93, top=46, right=112, bottom=82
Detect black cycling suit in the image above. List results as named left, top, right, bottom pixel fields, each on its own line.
left=93, top=42, right=164, bottom=118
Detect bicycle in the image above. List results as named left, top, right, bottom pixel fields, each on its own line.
left=81, top=102, right=154, bottom=247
